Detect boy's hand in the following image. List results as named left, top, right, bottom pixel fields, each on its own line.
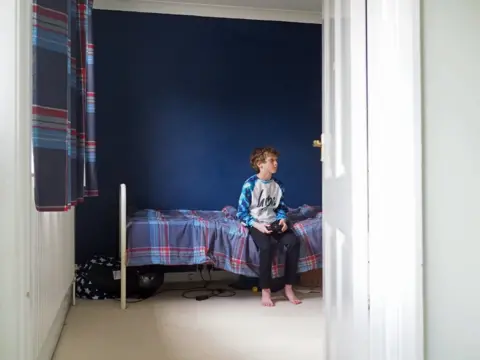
left=279, top=219, right=288, bottom=232
left=253, top=222, right=272, bottom=234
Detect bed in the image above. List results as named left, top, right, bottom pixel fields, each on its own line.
left=119, top=184, right=322, bottom=309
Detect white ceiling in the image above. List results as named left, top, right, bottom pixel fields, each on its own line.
left=155, top=0, right=322, bottom=13
left=94, top=0, right=323, bottom=23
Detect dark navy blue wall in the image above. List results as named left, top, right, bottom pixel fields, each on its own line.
left=75, top=10, right=322, bottom=262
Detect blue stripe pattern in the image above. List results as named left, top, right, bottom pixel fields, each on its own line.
left=126, top=205, right=323, bottom=278
left=32, top=0, right=98, bottom=212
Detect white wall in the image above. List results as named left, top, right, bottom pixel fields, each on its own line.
left=0, top=0, right=75, bottom=359
left=422, top=1, right=480, bottom=359
left=31, top=211, right=75, bottom=360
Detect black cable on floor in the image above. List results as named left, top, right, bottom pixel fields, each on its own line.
left=115, top=267, right=236, bottom=304
left=179, top=269, right=236, bottom=301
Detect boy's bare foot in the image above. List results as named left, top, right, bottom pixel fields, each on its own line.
left=284, top=285, right=302, bottom=305
left=261, top=289, right=275, bottom=307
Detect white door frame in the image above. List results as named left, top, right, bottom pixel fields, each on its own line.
left=366, top=0, right=424, bottom=359
left=0, top=0, right=33, bottom=359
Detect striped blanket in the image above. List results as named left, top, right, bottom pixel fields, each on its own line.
left=126, top=205, right=322, bottom=278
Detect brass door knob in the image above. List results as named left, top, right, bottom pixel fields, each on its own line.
left=313, top=140, right=322, bottom=148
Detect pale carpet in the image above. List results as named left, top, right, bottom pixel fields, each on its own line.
left=53, top=284, right=325, bottom=360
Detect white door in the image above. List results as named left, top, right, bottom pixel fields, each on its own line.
left=321, top=0, right=369, bottom=359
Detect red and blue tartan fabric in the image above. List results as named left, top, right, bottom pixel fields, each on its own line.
left=32, top=0, right=98, bottom=212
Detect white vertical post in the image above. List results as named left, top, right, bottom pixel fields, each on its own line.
left=120, top=183, right=127, bottom=310
left=72, top=267, right=76, bottom=306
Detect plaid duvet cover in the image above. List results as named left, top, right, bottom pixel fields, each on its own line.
left=126, top=205, right=322, bottom=278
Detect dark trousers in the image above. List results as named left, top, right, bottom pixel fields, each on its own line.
left=249, top=227, right=300, bottom=290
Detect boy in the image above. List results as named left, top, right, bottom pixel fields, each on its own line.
left=237, top=147, right=302, bottom=307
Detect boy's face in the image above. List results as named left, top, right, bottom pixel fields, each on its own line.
left=258, top=154, right=278, bottom=174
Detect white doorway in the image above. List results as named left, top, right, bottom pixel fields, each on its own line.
left=1, top=0, right=424, bottom=359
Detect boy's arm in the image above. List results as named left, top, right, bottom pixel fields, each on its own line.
left=275, top=182, right=289, bottom=221
left=237, top=182, right=255, bottom=227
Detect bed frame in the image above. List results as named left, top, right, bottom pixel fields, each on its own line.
left=118, top=183, right=322, bottom=309
left=119, top=183, right=127, bottom=309
left=118, top=183, right=223, bottom=309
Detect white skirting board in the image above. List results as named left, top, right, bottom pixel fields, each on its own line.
left=36, top=286, right=72, bottom=360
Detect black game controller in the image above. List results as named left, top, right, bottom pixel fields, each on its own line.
left=267, top=220, right=284, bottom=234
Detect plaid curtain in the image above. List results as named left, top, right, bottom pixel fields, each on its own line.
left=32, top=0, right=98, bottom=212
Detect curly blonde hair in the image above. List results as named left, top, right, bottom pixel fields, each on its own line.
left=249, top=147, right=280, bottom=173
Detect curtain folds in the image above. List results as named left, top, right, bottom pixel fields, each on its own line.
left=32, top=0, right=98, bottom=212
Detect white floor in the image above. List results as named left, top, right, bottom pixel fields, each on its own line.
left=53, top=283, right=325, bottom=360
